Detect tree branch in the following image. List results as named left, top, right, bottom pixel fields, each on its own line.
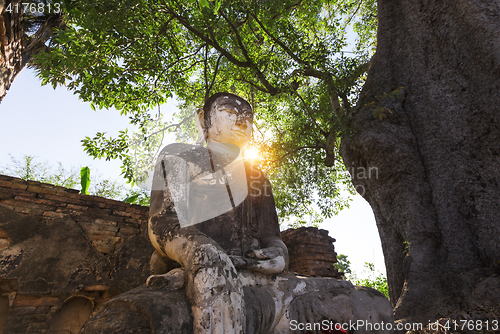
left=145, top=111, right=196, bottom=140
left=277, top=145, right=320, bottom=162
left=250, top=13, right=308, bottom=67
left=165, top=8, right=252, bottom=68
left=205, top=53, right=223, bottom=99
left=293, top=90, right=328, bottom=137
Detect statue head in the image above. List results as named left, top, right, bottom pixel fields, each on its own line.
left=197, top=93, right=253, bottom=148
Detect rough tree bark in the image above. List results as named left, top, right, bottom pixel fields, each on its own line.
left=341, top=0, right=500, bottom=323
left=0, top=0, right=23, bottom=101
left=0, top=0, right=62, bottom=102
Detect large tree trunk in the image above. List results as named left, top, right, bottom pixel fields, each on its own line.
left=0, top=0, right=23, bottom=101
left=341, top=0, right=500, bottom=323
left=1, top=0, right=63, bottom=102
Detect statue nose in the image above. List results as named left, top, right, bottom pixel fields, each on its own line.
left=235, top=117, right=247, bottom=129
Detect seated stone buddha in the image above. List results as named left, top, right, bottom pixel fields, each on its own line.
left=80, top=93, right=393, bottom=334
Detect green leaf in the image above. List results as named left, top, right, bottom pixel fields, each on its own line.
left=124, top=193, right=140, bottom=203
left=214, top=0, right=222, bottom=13
left=199, top=0, right=210, bottom=9
left=80, top=167, right=91, bottom=195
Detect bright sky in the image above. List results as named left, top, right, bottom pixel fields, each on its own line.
left=0, top=68, right=385, bottom=277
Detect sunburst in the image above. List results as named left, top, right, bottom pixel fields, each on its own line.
left=244, top=147, right=260, bottom=161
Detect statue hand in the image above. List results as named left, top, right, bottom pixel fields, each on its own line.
left=230, top=247, right=286, bottom=275
left=229, top=255, right=247, bottom=269
left=246, top=246, right=283, bottom=260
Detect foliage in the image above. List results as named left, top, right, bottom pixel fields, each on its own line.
left=0, top=155, right=146, bottom=202
left=33, top=0, right=378, bottom=225
left=335, top=255, right=388, bottom=298
left=80, top=166, right=91, bottom=194
left=333, top=253, right=352, bottom=275
left=124, top=188, right=151, bottom=206
left=1, top=154, right=80, bottom=188
left=353, top=261, right=389, bottom=299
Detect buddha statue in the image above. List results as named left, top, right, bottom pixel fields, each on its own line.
left=80, top=93, right=393, bottom=334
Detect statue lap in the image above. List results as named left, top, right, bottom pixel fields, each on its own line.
left=80, top=272, right=393, bottom=334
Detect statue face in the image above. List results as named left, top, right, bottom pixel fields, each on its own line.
left=206, top=95, right=253, bottom=148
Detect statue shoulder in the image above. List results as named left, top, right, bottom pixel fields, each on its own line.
left=157, top=143, right=207, bottom=162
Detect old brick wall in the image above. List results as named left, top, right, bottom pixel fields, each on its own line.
left=0, top=174, right=148, bottom=254
left=0, top=174, right=153, bottom=333
left=281, top=227, right=342, bottom=278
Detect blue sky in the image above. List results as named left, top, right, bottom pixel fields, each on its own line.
left=0, top=68, right=384, bottom=277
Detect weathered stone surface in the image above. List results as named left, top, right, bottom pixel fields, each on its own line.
left=81, top=274, right=393, bottom=334
left=0, top=206, right=154, bottom=333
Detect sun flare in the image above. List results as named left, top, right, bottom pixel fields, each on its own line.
left=244, top=147, right=260, bottom=161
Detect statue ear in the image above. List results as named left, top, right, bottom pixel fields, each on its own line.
left=195, top=108, right=205, bottom=145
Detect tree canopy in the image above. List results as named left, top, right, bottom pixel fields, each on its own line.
left=33, top=0, right=378, bottom=225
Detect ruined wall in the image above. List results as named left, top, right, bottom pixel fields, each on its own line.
left=0, top=175, right=154, bottom=333
left=0, top=174, right=149, bottom=253
left=0, top=174, right=342, bottom=333
left=282, top=227, right=342, bottom=279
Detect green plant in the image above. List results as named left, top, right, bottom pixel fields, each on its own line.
left=354, top=262, right=389, bottom=299
left=80, top=167, right=91, bottom=195
left=333, top=254, right=352, bottom=275
left=124, top=188, right=151, bottom=206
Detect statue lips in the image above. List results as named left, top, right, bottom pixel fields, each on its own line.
left=232, top=129, right=248, bottom=138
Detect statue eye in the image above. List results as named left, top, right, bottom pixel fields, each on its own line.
left=222, top=108, right=238, bottom=115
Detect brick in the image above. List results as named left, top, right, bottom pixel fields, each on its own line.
left=2, top=319, right=29, bottom=332
left=0, top=180, right=13, bottom=188
left=11, top=306, right=37, bottom=315
left=14, top=205, right=43, bottom=215
left=42, top=211, right=65, bottom=218
left=113, top=210, right=132, bottom=217
left=66, top=192, right=83, bottom=199
left=35, top=306, right=52, bottom=313
left=79, top=194, right=94, bottom=201
left=13, top=296, right=60, bottom=307
left=92, top=196, right=107, bottom=203
left=11, top=183, right=27, bottom=190
left=88, top=230, right=118, bottom=239
left=26, top=185, right=43, bottom=193
left=94, top=218, right=118, bottom=226
left=118, top=222, right=140, bottom=229
left=125, top=206, right=136, bottom=213
left=0, top=203, right=14, bottom=211
left=14, top=194, right=37, bottom=201
left=118, top=227, right=139, bottom=234
left=73, top=216, right=93, bottom=223
left=41, top=187, right=57, bottom=194
left=0, top=175, right=15, bottom=181
left=67, top=204, right=88, bottom=211
left=130, top=213, right=144, bottom=220
left=84, top=284, right=109, bottom=291
left=87, top=223, right=118, bottom=232
left=31, top=198, right=64, bottom=207
left=124, top=218, right=144, bottom=225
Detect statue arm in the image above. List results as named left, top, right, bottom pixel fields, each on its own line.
left=149, top=147, right=245, bottom=332
left=149, top=149, right=229, bottom=267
